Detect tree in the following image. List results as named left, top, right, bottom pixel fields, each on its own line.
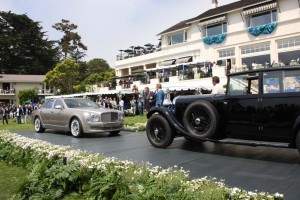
left=52, top=19, right=87, bottom=61
left=86, top=58, right=110, bottom=74
left=18, top=88, right=38, bottom=105
left=44, top=59, right=79, bottom=94
left=0, top=11, right=59, bottom=74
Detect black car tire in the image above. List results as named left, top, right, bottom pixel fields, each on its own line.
left=70, top=117, right=83, bottom=138
left=109, top=130, right=120, bottom=135
left=146, top=114, right=174, bottom=148
left=183, top=101, right=219, bottom=139
left=296, top=129, right=300, bottom=154
left=34, top=117, right=45, bottom=133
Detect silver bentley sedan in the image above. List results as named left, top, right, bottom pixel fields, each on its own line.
left=32, top=98, right=124, bottom=137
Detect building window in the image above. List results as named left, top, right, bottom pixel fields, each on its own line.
left=246, top=10, right=277, bottom=27
left=278, top=37, right=300, bottom=49
left=218, top=48, right=235, bottom=58
left=168, top=31, right=186, bottom=45
left=204, top=23, right=227, bottom=37
left=241, top=43, right=270, bottom=55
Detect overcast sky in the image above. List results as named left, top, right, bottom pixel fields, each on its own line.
left=1, top=0, right=238, bottom=68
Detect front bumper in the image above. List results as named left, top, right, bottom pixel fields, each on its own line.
left=82, top=121, right=124, bottom=133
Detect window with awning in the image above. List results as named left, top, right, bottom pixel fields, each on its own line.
left=199, top=15, right=226, bottom=27
left=242, top=2, right=277, bottom=16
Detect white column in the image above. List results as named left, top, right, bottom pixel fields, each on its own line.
left=270, top=39, right=277, bottom=64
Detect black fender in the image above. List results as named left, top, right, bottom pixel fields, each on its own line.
left=147, top=107, right=208, bottom=142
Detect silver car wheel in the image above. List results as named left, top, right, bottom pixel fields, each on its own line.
left=70, top=118, right=82, bottom=137
left=34, top=117, right=45, bottom=133
left=34, top=118, right=41, bottom=131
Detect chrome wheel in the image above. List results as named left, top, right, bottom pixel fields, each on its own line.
left=34, top=117, right=45, bottom=133
left=70, top=118, right=83, bottom=137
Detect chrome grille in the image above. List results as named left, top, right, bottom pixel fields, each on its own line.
left=101, top=112, right=119, bottom=122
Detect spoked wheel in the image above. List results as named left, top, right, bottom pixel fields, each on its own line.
left=146, top=114, right=174, bottom=148
left=183, top=101, right=219, bottom=139
left=70, top=118, right=83, bottom=138
left=34, top=117, right=45, bottom=133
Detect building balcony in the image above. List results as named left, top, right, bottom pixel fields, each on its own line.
left=37, top=89, right=57, bottom=95
left=0, top=88, right=15, bottom=95
left=116, top=45, right=161, bottom=61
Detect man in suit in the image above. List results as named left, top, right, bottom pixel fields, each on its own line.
left=143, top=87, right=155, bottom=112
left=155, top=83, right=164, bottom=107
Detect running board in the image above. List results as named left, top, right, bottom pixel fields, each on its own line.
left=212, top=138, right=290, bottom=148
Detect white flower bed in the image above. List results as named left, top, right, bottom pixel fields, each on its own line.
left=0, top=130, right=284, bottom=199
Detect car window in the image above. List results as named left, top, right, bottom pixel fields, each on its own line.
left=263, top=71, right=282, bottom=94
left=64, top=99, right=98, bottom=108
left=228, top=73, right=259, bottom=96
left=44, top=99, right=54, bottom=109
left=283, top=70, right=300, bottom=93
left=54, top=100, right=64, bottom=108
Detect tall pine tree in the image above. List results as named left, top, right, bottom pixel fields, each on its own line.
left=0, top=11, right=59, bottom=74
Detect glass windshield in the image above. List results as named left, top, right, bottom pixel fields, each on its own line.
left=64, top=99, right=99, bottom=108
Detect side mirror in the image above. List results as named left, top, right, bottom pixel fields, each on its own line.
left=54, top=105, right=63, bottom=109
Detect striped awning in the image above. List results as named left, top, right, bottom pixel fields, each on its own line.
left=242, top=2, right=277, bottom=16
left=199, top=15, right=226, bottom=26
left=160, top=59, right=175, bottom=66
left=176, top=56, right=192, bottom=64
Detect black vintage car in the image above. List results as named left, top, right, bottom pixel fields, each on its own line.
left=146, top=66, right=300, bottom=153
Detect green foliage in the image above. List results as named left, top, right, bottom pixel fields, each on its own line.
left=18, top=88, right=38, bottom=105
left=0, top=11, right=58, bottom=74
left=0, top=131, right=284, bottom=200
left=45, top=59, right=79, bottom=94
left=84, top=73, right=103, bottom=85
left=52, top=19, right=87, bottom=61
left=124, top=114, right=147, bottom=125
left=102, top=69, right=116, bottom=83
left=87, top=58, right=110, bottom=74
left=19, top=161, right=82, bottom=199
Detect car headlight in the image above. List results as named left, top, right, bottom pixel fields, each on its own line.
left=118, top=112, right=124, bottom=121
left=90, top=114, right=101, bottom=122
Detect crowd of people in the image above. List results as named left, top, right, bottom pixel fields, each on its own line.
left=0, top=103, right=34, bottom=125
left=95, top=83, right=165, bottom=116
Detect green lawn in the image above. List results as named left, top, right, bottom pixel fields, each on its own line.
left=0, top=115, right=148, bottom=132
left=124, top=114, right=147, bottom=126
left=0, top=117, right=34, bottom=131
left=0, top=161, right=28, bottom=200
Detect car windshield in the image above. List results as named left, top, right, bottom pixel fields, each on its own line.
left=64, top=99, right=99, bottom=108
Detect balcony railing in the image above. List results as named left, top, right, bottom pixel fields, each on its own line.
left=116, top=46, right=161, bottom=61
left=0, top=88, right=15, bottom=94
left=37, top=89, right=57, bottom=95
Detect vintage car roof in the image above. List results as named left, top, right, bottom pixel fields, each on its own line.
left=227, top=65, right=300, bottom=77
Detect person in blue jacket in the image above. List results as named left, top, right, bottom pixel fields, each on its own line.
left=155, top=83, right=164, bottom=107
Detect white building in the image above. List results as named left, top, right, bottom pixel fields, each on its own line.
left=113, top=0, right=300, bottom=93
left=0, top=74, right=56, bottom=105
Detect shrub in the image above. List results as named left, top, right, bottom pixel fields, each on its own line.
left=0, top=130, right=284, bottom=200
